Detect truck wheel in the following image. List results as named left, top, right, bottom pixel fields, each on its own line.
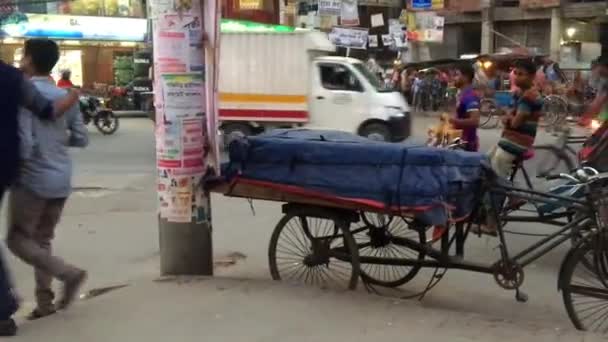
left=223, top=123, right=253, bottom=146
left=360, top=123, right=391, bottom=142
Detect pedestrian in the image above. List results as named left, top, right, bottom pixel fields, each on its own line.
left=57, top=69, right=74, bottom=89
left=448, top=63, right=481, bottom=152
left=579, top=56, right=608, bottom=126
left=0, top=57, right=79, bottom=337
left=7, top=39, right=88, bottom=322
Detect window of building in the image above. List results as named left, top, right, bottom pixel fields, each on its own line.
left=495, top=0, right=520, bottom=7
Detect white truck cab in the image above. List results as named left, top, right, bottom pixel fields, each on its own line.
left=219, top=29, right=411, bottom=144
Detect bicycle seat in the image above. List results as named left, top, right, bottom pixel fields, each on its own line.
left=513, top=149, right=535, bottom=167
left=522, top=149, right=535, bottom=161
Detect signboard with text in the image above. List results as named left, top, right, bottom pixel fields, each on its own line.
left=0, top=13, right=147, bottom=41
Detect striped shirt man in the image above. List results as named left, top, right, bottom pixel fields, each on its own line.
left=498, top=88, right=543, bottom=157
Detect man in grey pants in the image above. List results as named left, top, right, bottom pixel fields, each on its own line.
left=7, top=39, right=88, bottom=320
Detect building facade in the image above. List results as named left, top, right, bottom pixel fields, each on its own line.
left=0, top=0, right=149, bottom=88
left=433, top=0, right=607, bottom=66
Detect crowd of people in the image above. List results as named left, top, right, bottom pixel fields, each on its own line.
left=0, top=38, right=88, bottom=336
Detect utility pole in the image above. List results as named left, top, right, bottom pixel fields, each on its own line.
left=149, top=0, right=220, bottom=275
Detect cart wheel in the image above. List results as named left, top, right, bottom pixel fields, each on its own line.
left=361, top=212, right=393, bottom=229
left=268, top=213, right=360, bottom=290
left=561, top=237, right=608, bottom=333
left=354, top=216, right=425, bottom=288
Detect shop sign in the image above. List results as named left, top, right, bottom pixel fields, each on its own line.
left=0, top=13, right=147, bottom=41
left=409, top=0, right=443, bottom=11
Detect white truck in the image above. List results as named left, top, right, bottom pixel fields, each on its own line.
left=219, top=30, right=412, bottom=143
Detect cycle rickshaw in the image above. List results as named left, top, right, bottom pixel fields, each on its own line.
left=210, top=129, right=608, bottom=334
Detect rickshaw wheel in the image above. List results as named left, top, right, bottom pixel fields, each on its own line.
left=354, top=215, right=425, bottom=288
left=479, top=99, right=497, bottom=129
left=268, top=212, right=360, bottom=291
left=561, top=236, right=608, bottom=333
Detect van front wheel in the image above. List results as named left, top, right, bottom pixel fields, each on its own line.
left=360, top=123, right=391, bottom=142
left=223, top=123, right=253, bottom=147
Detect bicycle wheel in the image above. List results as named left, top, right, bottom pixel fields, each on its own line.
left=561, top=237, right=608, bottom=333
left=268, top=212, right=360, bottom=290
left=533, top=145, right=576, bottom=178
left=353, top=216, right=425, bottom=288
left=479, top=98, right=497, bottom=129
left=542, top=96, right=568, bottom=129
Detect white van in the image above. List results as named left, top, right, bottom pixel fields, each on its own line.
left=219, top=30, right=411, bottom=143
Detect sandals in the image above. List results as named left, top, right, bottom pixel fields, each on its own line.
left=27, top=308, right=56, bottom=321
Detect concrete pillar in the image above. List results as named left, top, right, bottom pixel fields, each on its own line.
left=550, top=8, right=562, bottom=62
left=151, top=0, right=216, bottom=276
left=481, top=8, right=494, bottom=54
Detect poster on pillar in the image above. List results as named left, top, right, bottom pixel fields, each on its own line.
left=155, top=13, right=204, bottom=72
left=150, top=0, right=219, bottom=223
left=161, top=73, right=205, bottom=121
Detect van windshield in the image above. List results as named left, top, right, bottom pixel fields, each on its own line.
left=352, top=63, right=391, bottom=92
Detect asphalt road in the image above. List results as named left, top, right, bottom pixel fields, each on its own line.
left=1, top=116, right=594, bottom=331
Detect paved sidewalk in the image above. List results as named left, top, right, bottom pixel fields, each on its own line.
left=12, top=277, right=605, bottom=341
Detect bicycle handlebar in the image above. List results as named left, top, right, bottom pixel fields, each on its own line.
left=544, top=167, right=600, bottom=183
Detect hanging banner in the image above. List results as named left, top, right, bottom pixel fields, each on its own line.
left=318, top=0, right=342, bottom=15
left=328, top=27, right=369, bottom=50
left=340, top=0, right=360, bottom=26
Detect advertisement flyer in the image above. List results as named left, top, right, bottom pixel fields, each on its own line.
left=340, top=0, right=360, bottom=26
left=156, top=121, right=182, bottom=168
left=161, top=73, right=205, bottom=120
left=156, top=13, right=204, bottom=72
left=155, top=30, right=188, bottom=73
left=158, top=174, right=193, bottom=222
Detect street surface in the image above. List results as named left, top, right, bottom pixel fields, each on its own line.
left=0, top=116, right=599, bottom=336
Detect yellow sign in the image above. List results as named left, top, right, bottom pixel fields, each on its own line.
left=239, top=0, right=262, bottom=10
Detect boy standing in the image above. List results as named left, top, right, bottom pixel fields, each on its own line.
left=7, top=39, right=88, bottom=320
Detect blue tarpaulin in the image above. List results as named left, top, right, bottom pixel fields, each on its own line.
left=223, top=129, right=490, bottom=225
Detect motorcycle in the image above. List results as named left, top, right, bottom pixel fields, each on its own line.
left=79, top=95, right=120, bottom=135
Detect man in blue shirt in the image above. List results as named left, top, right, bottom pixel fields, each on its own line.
left=0, top=60, right=79, bottom=336
left=449, top=63, right=481, bottom=152
left=6, top=39, right=88, bottom=324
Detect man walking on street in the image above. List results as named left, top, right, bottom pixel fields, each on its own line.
left=7, top=39, right=88, bottom=321
left=0, top=54, right=79, bottom=337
